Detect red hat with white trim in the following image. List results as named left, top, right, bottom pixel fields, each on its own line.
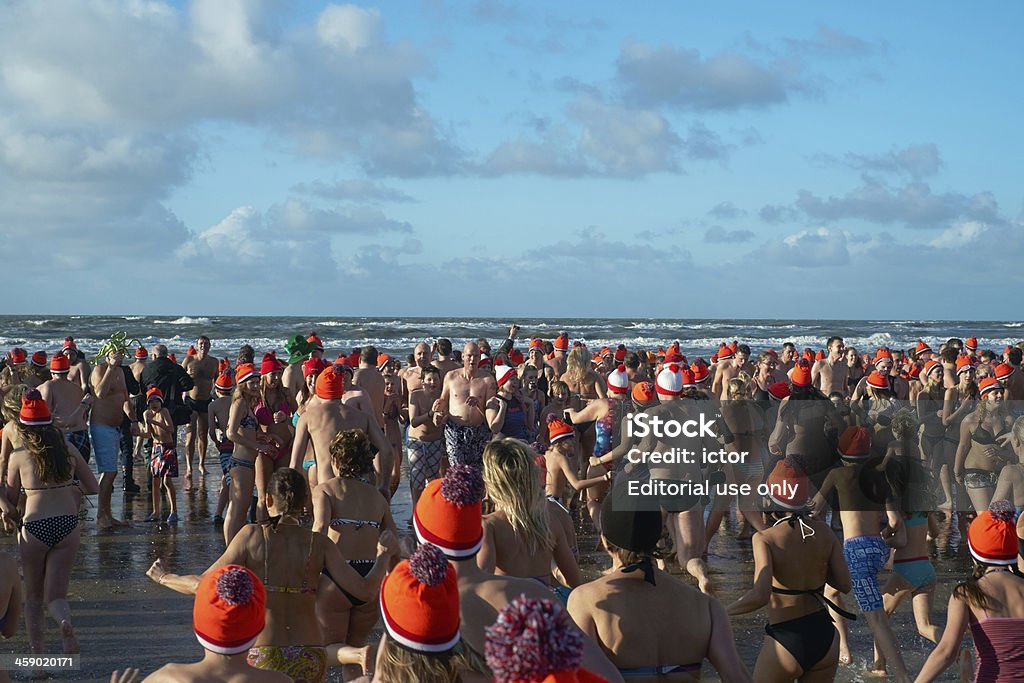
left=9, top=348, right=27, bottom=364
left=979, top=377, right=1003, bottom=397
left=30, top=351, right=47, bottom=368
left=306, top=334, right=324, bottom=352
left=613, top=345, right=627, bottom=363
left=866, top=371, right=889, bottom=390
left=547, top=416, right=575, bottom=444
left=765, top=456, right=809, bottom=510
left=215, top=373, right=236, bottom=393
left=994, top=363, right=1015, bottom=381
left=260, top=353, right=281, bottom=376
left=135, top=346, right=149, bottom=359
left=509, top=349, right=525, bottom=367
left=921, top=360, right=940, bottom=378
left=606, top=365, right=629, bottom=395
left=413, top=465, right=485, bottom=559
left=967, top=501, right=1018, bottom=566
left=235, top=363, right=258, bottom=385
left=656, top=364, right=683, bottom=396
left=494, top=362, right=516, bottom=387
left=873, top=349, right=893, bottom=366
left=691, top=359, right=709, bottom=384
left=553, top=333, right=569, bottom=353
left=838, top=426, right=871, bottom=459
left=956, top=355, right=975, bottom=375
left=376, top=353, right=393, bottom=372
left=50, top=355, right=70, bottom=373
left=19, top=389, right=52, bottom=426
left=915, top=340, right=932, bottom=356
left=529, top=338, right=545, bottom=351
left=664, top=350, right=685, bottom=365
left=146, top=387, right=164, bottom=404
left=302, top=357, right=327, bottom=378
left=965, top=337, right=978, bottom=352
left=680, top=367, right=696, bottom=388
left=767, top=381, right=790, bottom=401
left=380, top=544, right=460, bottom=653
left=193, top=565, right=266, bottom=655
left=717, top=344, right=734, bottom=361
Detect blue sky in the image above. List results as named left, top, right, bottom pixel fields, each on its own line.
left=3, top=1, right=1022, bottom=319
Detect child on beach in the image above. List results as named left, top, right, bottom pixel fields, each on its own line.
left=141, top=387, right=178, bottom=524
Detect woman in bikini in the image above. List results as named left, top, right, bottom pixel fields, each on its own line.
left=750, top=351, right=781, bottom=406
left=255, top=355, right=296, bottom=521
left=938, top=356, right=978, bottom=512
left=478, top=438, right=581, bottom=604
left=954, top=377, right=1014, bottom=514
left=311, top=430, right=396, bottom=678
left=916, top=501, right=1024, bottom=682
left=844, top=347, right=865, bottom=399
left=562, top=346, right=606, bottom=463
left=993, top=416, right=1024, bottom=518
left=569, top=494, right=751, bottom=682
left=148, top=467, right=398, bottom=683
left=708, top=373, right=768, bottom=545
left=3, top=390, right=98, bottom=664
left=224, top=363, right=278, bottom=546
left=728, top=457, right=852, bottom=683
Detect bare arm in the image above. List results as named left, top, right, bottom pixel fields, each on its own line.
left=565, top=399, right=606, bottom=426
left=557, top=453, right=609, bottom=491
left=311, top=486, right=331, bottom=535
left=0, top=555, right=22, bottom=639
left=364, top=414, right=393, bottom=496
left=953, top=415, right=974, bottom=477
left=322, top=533, right=394, bottom=605
left=706, top=598, right=753, bottom=683
left=289, top=415, right=311, bottom=470
left=552, top=519, right=582, bottom=588
left=727, top=534, right=773, bottom=615
left=913, top=594, right=970, bottom=683
left=486, top=395, right=507, bottom=433
left=71, top=446, right=100, bottom=495
left=476, top=519, right=497, bottom=574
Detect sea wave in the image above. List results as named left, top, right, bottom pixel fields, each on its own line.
left=154, top=316, right=212, bottom=325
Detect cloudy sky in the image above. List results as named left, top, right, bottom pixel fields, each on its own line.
left=4, top=1, right=1022, bottom=319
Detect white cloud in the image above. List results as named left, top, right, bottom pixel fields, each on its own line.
left=317, top=4, right=382, bottom=53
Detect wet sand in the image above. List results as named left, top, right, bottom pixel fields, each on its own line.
left=2, top=450, right=973, bottom=682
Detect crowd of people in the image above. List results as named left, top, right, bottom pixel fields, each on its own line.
left=2, top=327, right=1024, bottom=682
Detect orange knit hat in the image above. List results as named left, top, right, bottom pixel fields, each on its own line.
left=956, top=355, right=975, bottom=375
left=215, top=373, right=236, bottom=393
left=547, top=416, right=575, bottom=444
left=994, top=363, right=1015, bottom=381
left=486, top=596, right=608, bottom=683
left=146, top=387, right=164, bottom=404
left=50, top=354, right=70, bottom=373
left=553, top=333, right=569, bottom=353
left=915, top=340, right=932, bottom=356
left=716, top=344, right=734, bottom=361
left=19, top=389, right=52, bottom=426
left=413, top=465, right=484, bottom=558
left=193, top=565, right=266, bottom=655
left=381, top=543, right=460, bottom=653
left=921, top=359, right=940, bottom=379
left=631, top=381, right=656, bottom=405
left=306, top=334, right=324, bottom=352
left=790, top=359, right=812, bottom=388
left=866, top=371, right=889, bottom=390
left=691, top=359, right=709, bottom=384
left=135, top=346, right=149, bottom=359
left=979, top=377, right=1003, bottom=398
left=766, top=456, right=809, bottom=510
left=235, top=363, right=258, bottom=385
left=30, top=351, right=47, bottom=368
left=838, top=426, right=871, bottom=459
left=968, top=501, right=1018, bottom=565
left=315, top=365, right=345, bottom=399
left=965, top=337, right=978, bottom=351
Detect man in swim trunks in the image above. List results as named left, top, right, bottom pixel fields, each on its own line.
left=182, top=336, right=219, bottom=489
left=813, top=336, right=850, bottom=397
left=546, top=332, right=569, bottom=379
left=39, top=354, right=93, bottom=462
left=435, top=342, right=497, bottom=470
left=407, top=365, right=447, bottom=505
left=90, top=349, right=132, bottom=529
left=289, top=365, right=393, bottom=497
left=779, top=342, right=797, bottom=376
left=403, top=343, right=433, bottom=395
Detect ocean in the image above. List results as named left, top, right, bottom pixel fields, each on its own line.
left=5, top=315, right=1023, bottom=360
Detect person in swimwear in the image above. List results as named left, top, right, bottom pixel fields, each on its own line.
left=562, top=346, right=606, bottom=463
left=311, top=430, right=396, bottom=679
left=728, top=457, right=852, bottom=682
left=993, top=416, right=1024, bottom=519
left=478, top=439, right=581, bottom=603
left=148, top=468, right=399, bottom=683
left=357, top=543, right=489, bottom=683
left=407, top=364, right=447, bottom=506
left=954, top=377, right=1014, bottom=513
left=140, top=387, right=178, bottom=524
left=208, top=373, right=235, bottom=524
left=916, top=501, right=1024, bottom=682
left=540, top=417, right=611, bottom=513
left=4, top=390, right=98, bottom=667
left=434, top=342, right=496, bottom=470
left=181, top=335, right=219, bottom=489
left=569, top=492, right=751, bottom=682
left=118, top=565, right=289, bottom=683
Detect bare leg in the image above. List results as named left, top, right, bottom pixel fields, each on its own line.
left=184, top=412, right=198, bottom=489
left=674, top=508, right=712, bottom=594
left=164, top=477, right=177, bottom=517
left=863, top=610, right=910, bottom=682
left=911, top=585, right=942, bottom=643
left=225, top=465, right=255, bottom=546
left=97, top=471, right=125, bottom=528
left=195, top=411, right=210, bottom=482
left=825, top=585, right=852, bottom=665
left=254, top=455, right=272, bottom=523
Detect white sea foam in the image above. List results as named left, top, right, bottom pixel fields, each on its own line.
left=154, top=317, right=212, bottom=325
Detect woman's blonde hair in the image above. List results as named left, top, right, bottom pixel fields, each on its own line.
left=376, top=637, right=488, bottom=683
left=483, top=439, right=553, bottom=554
left=564, top=347, right=590, bottom=385
left=2, top=384, right=26, bottom=423
left=727, top=372, right=751, bottom=401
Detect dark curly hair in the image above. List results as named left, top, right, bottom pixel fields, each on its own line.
left=268, top=468, right=308, bottom=517
left=329, top=429, right=375, bottom=479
